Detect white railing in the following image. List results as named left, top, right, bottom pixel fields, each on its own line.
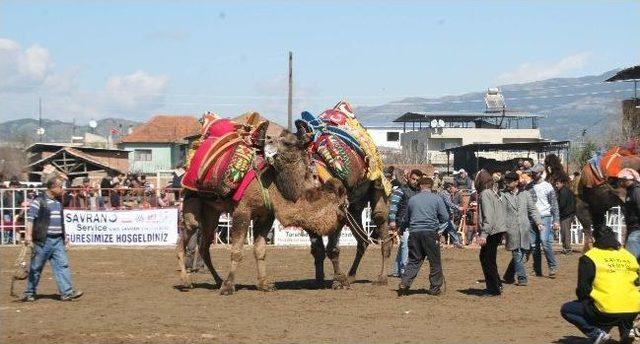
left=566, top=206, right=625, bottom=245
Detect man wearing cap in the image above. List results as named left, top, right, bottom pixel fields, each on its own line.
left=527, top=163, right=561, bottom=278
left=502, top=172, right=543, bottom=286
left=438, top=182, right=463, bottom=248
left=432, top=170, right=442, bottom=191
left=618, top=168, right=640, bottom=260
left=454, top=169, right=473, bottom=190
left=560, top=227, right=640, bottom=344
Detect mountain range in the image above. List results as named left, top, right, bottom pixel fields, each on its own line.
left=356, top=69, right=634, bottom=140
left=0, top=68, right=635, bottom=144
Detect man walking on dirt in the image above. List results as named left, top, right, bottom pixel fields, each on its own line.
left=398, top=177, right=449, bottom=296
left=22, top=177, right=83, bottom=302
left=527, top=163, right=561, bottom=278
left=388, top=169, right=422, bottom=277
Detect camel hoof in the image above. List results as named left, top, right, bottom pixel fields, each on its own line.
left=331, top=276, right=351, bottom=290
left=220, top=281, right=236, bottom=296
left=346, top=275, right=356, bottom=284
left=257, top=282, right=277, bottom=292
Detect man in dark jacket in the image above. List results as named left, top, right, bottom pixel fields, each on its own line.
left=397, top=177, right=449, bottom=296
left=388, top=169, right=422, bottom=277
left=555, top=174, right=576, bottom=255
left=560, top=227, right=640, bottom=344
left=619, top=168, right=640, bottom=260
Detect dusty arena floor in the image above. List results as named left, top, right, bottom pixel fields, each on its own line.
left=0, top=244, right=621, bottom=343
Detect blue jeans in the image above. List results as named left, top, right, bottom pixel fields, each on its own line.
left=504, top=248, right=528, bottom=283
left=442, top=220, right=461, bottom=245
left=530, top=216, right=558, bottom=275
left=561, top=300, right=636, bottom=340
left=25, top=236, right=75, bottom=298
left=393, top=229, right=410, bottom=276
left=625, top=230, right=640, bottom=260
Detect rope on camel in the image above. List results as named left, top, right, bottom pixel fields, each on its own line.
left=341, top=204, right=396, bottom=246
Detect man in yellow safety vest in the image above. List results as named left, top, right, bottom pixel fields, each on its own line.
left=560, top=227, right=640, bottom=343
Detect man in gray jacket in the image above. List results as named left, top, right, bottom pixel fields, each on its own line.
left=398, top=177, right=449, bottom=296
left=501, top=172, right=543, bottom=286
left=478, top=178, right=506, bottom=296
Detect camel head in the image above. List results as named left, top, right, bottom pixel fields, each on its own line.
left=264, top=129, right=310, bottom=171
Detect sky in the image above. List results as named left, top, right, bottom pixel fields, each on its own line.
left=1, top=0, right=639, bottom=126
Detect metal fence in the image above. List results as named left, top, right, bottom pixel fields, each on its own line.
left=1, top=186, right=623, bottom=247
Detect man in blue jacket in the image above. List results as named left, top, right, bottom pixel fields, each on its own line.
left=398, top=177, right=449, bottom=296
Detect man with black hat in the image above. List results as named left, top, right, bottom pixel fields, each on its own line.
left=560, top=227, right=640, bottom=344
left=477, top=174, right=506, bottom=296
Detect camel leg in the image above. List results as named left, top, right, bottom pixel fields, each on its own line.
left=371, top=191, right=391, bottom=286
left=309, top=232, right=327, bottom=284
left=346, top=206, right=369, bottom=284
left=199, top=208, right=223, bottom=287
left=220, top=211, right=250, bottom=296
left=253, top=215, right=276, bottom=292
left=575, top=197, right=594, bottom=253
left=176, top=227, right=197, bottom=288
left=177, top=195, right=202, bottom=288
left=326, top=229, right=349, bottom=289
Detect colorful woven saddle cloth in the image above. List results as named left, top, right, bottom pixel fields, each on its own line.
left=296, top=101, right=391, bottom=195
left=182, top=112, right=269, bottom=200
left=586, top=144, right=639, bottom=187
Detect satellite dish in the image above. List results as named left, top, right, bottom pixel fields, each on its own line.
left=36, top=127, right=45, bottom=136
left=438, top=119, right=445, bottom=128
left=430, top=119, right=438, bottom=128
left=89, top=120, right=98, bottom=128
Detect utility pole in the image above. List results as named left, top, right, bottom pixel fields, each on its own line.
left=288, top=51, right=293, bottom=132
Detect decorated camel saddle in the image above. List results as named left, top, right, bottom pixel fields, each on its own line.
left=585, top=139, right=639, bottom=188
left=295, top=101, right=392, bottom=195
left=182, top=112, right=269, bottom=201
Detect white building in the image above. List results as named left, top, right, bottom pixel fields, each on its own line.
left=395, top=111, right=545, bottom=168
left=363, top=125, right=404, bottom=150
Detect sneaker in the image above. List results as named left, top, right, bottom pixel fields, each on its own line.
left=515, top=280, right=528, bottom=286
left=592, top=331, right=611, bottom=344
left=60, top=290, right=84, bottom=301
left=549, top=269, right=557, bottom=279
left=21, top=295, right=35, bottom=302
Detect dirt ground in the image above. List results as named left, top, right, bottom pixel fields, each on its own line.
left=0, top=244, right=626, bottom=343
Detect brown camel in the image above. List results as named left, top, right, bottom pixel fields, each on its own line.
left=266, top=125, right=393, bottom=288
left=176, top=129, right=353, bottom=295
left=526, top=148, right=638, bottom=253
left=572, top=155, right=640, bottom=251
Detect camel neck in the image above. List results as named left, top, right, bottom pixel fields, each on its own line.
left=273, top=153, right=311, bottom=202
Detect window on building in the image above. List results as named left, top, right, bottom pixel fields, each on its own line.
left=134, top=149, right=152, bottom=161
left=386, top=132, right=400, bottom=142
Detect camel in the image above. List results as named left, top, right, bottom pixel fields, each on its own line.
left=541, top=150, right=640, bottom=251
left=177, top=128, right=364, bottom=295
left=267, top=121, right=393, bottom=288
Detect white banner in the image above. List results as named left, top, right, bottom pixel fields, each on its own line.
left=272, top=220, right=358, bottom=246
left=64, top=208, right=178, bottom=246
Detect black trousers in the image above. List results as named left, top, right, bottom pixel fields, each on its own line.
left=480, top=233, right=503, bottom=294
left=400, top=230, right=444, bottom=292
